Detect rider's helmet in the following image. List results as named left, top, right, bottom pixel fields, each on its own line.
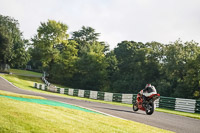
left=144, top=84, right=154, bottom=93
left=145, top=84, right=152, bottom=89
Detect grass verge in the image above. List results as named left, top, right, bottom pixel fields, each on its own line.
left=10, top=69, right=42, bottom=77
left=1, top=73, right=200, bottom=120
left=0, top=96, right=173, bottom=133
left=0, top=90, right=45, bottom=99
left=156, top=108, right=200, bottom=119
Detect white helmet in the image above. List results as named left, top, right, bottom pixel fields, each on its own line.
left=145, top=84, right=152, bottom=89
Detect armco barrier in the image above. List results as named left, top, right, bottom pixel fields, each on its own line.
left=33, top=83, right=200, bottom=114
left=73, top=89, right=79, bottom=96
left=60, top=88, right=65, bottom=94
left=78, top=90, right=84, bottom=97
left=175, top=98, right=196, bottom=113
left=159, top=96, right=176, bottom=110
left=97, top=92, right=104, bottom=100
left=104, top=92, right=113, bottom=101
left=84, top=90, right=90, bottom=98
left=113, top=93, right=122, bottom=102
left=42, top=76, right=50, bottom=86
left=64, top=88, right=69, bottom=95
left=37, top=83, right=40, bottom=89
left=122, top=94, right=133, bottom=104
left=155, top=99, right=160, bottom=108
left=57, top=88, right=60, bottom=93
left=68, top=89, right=74, bottom=96
left=34, top=83, right=37, bottom=88
left=195, top=100, right=200, bottom=113
left=90, top=91, right=98, bottom=99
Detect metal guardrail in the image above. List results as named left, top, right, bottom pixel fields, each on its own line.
left=34, top=83, right=200, bottom=113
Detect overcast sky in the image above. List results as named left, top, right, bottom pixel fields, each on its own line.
left=0, top=0, right=200, bottom=49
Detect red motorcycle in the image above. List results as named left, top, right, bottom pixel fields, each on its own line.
left=133, top=91, right=160, bottom=115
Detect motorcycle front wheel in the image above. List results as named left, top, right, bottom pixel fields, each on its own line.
left=133, top=102, right=139, bottom=111
left=145, top=102, right=154, bottom=115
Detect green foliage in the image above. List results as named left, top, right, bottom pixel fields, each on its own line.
left=105, top=51, right=118, bottom=92
left=0, top=31, right=11, bottom=64
left=72, top=26, right=100, bottom=44
left=72, top=26, right=109, bottom=53
left=162, top=40, right=200, bottom=98
left=31, top=20, right=79, bottom=86
left=73, top=42, right=108, bottom=91
left=110, top=41, right=162, bottom=93
left=30, top=24, right=110, bottom=91
left=27, top=47, right=43, bottom=71
left=103, top=40, right=200, bottom=99
left=0, top=14, right=29, bottom=68
left=31, top=20, right=69, bottom=68
left=11, top=39, right=30, bottom=68
left=27, top=18, right=200, bottom=99
left=49, top=40, right=79, bottom=84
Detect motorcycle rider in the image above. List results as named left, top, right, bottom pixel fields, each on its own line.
left=133, top=84, right=160, bottom=115
left=139, top=84, right=157, bottom=102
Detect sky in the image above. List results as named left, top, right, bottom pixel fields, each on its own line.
left=0, top=0, right=200, bottom=49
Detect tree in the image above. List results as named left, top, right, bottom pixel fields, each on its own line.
left=72, top=42, right=108, bottom=91
left=0, top=31, right=11, bottom=64
left=72, top=26, right=109, bottom=53
left=112, top=41, right=146, bottom=93
left=49, top=40, right=79, bottom=85
left=162, top=40, right=200, bottom=98
left=69, top=26, right=110, bottom=90
left=108, top=41, right=163, bottom=93
left=11, top=39, right=30, bottom=68
left=31, top=20, right=80, bottom=86
left=72, top=26, right=100, bottom=44
left=31, top=20, right=69, bottom=69
left=27, top=46, right=43, bottom=71
left=0, top=14, right=29, bottom=69
left=105, top=50, right=118, bottom=92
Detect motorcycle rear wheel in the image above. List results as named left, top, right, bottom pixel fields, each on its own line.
left=133, top=102, right=139, bottom=111
left=145, top=102, right=154, bottom=115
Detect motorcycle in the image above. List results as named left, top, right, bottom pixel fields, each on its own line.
left=133, top=91, right=160, bottom=115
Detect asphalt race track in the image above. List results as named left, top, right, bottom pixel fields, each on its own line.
left=0, top=76, right=200, bottom=133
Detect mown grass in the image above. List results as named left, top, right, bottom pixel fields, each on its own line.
left=0, top=96, right=173, bottom=133
left=156, top=108, right=200, bottom=119
left=10, top=69, right=42, bottom=77
left=0, top=90, right=45, bottom=99
left=1, top=72, right=200, bottom=120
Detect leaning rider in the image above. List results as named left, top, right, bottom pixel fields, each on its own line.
left=139, top=84, right=156, bottom=102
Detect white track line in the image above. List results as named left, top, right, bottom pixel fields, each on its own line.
left=52, top=99, right=130, bottom=121
left=0, top=75, right=23, bottom=90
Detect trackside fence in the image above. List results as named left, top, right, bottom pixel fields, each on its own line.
left=33, top=82, right=200, bottom=114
